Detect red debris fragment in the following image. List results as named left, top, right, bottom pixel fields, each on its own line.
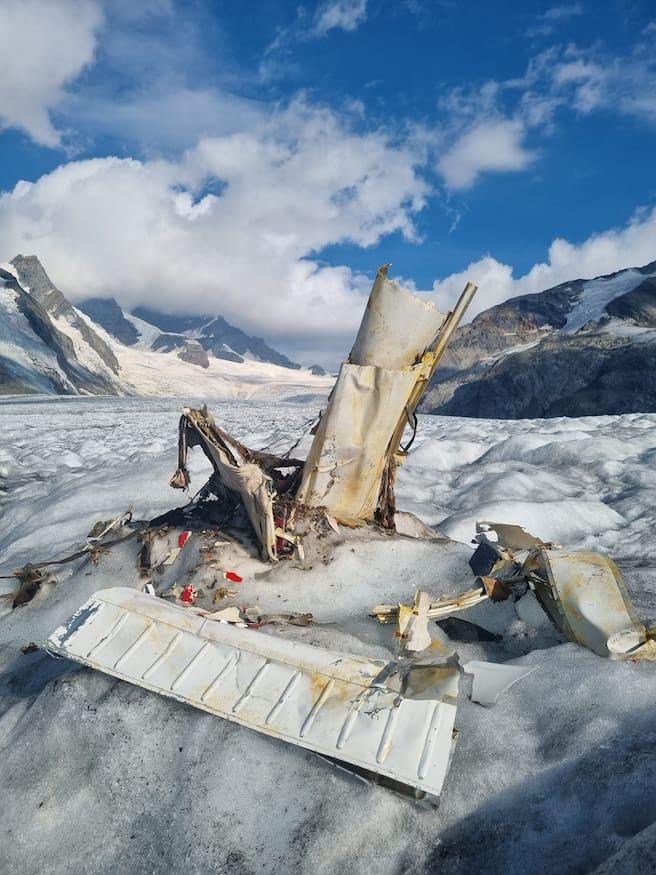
left=180, top=585, right=195, bottom=604
left=224, top=571, right=243, bottom=584
left=178, top=531, right=192, bottom=549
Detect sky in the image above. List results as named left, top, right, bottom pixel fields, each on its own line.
left=0, top=0, right=655, bottom=367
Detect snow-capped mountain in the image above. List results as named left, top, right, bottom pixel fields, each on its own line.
left=0, top=255, right=331, bottom=400
left=423, top=260, right=656, bottom=418
left=0, top=258, right=125, bottom=396
left=77, top=297, right=301, bottom=369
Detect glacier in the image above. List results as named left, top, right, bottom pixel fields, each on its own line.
left=1, top=396, right=655, bottom=873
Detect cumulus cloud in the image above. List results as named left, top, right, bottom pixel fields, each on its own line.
left=434, top=28, right=656, bottom=191
left=430, top=206, right=656, bottom=318
left=0, top=101, right=426, bottom=361
left=437, top=118, right=536, bottom=190
left=0, top=0, right=103, bottom=146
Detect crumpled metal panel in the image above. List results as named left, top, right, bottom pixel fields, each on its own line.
left=183, top=408, right=278, bottom=561
left=526, top=549, right=646, bottom=658
left=297, top=363, right=418, bottom=522
left=297, top=266, right=474, bottom=524
left=297, top=268, right=446, bottom=523
left=47, top=588, right=458, bottom=800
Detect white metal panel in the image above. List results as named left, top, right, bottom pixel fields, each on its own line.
left=47, top=588, right=458, bottom=799
left=350, top=270, right=446, bottom=369
left=296, top=363, right=418, bottom=521
left=529, top=549, right=647, bottom=658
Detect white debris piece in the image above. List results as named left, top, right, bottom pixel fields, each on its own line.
left=47, top=587, right=460, bottom=801
left=396, top=591, right=431, bottom=653
left=464, top=660, right=538, bottom=706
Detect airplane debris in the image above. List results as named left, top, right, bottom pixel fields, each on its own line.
left=463, top=660, right=538, bottom=706
left=372, top=586, right=489, bottom=624
left=168, top=267, right=477, bottom=560
left=203, top=605, right=246, bottom=626
left=297, top=267, right=477, bottom=527
left=395, top=591, right=431, bottom=653
left=31, top=255, right=656, bottom=813
left=213, top=587, right=237, bottom=603
left=47, top=587, right=460, bottom=803
left=523, top=548, right=651, bottom=659
left=180, top=585, right=196, bottom=605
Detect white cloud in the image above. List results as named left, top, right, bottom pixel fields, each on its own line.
left=261, top=0, right=368, bottom=79
left=529, top=39, right=656, bottom=125
left=313, top=0, right=368, bottom=36
left=0, top=101, right=426, bottom=359
left=64, top=87, right=266, bottom=153
left=433, top=31, right=656, bottom=194
left=0, top=0, right=103, bottom=146
left=525, top=4, right=584, bottom=39
left=542, top=4, right=583, bottom=22
left=431, top=206, right=656, bottom=319
left=437, top=118, right=536, bottom=190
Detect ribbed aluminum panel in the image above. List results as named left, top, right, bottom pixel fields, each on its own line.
left=47, top=588, right=458, bottom=799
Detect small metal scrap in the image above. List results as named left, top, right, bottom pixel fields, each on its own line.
left=243, top=607, right=314, bottom=627
left=373, top=586, right=488, bottom=624
left=212, top=587, right=237, bottom=603
left=464, top=660, right=538, bottom=706
left=395, top=591, right=431, bottom=653
left=475, top=521, right=548, bottom=552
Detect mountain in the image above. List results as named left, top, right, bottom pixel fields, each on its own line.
left=0, top=259, right=126, bottom=396
left=0, top=255, right=330, bottom=400
left=75, top=297, right=141, bottom=346
left=423, top=260, right=656, bottom=418
left=76, top=297, right=301, bottom=370
left=129, top=306, right=301, bottom=369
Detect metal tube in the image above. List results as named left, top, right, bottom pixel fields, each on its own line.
left=428, top=281, right=478, bottom=378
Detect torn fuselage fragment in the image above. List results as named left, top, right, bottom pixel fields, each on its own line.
left=297, top=265, right=476, bottom=526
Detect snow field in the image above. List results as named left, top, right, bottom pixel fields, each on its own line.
left=0, top=397, right=655, bottom=874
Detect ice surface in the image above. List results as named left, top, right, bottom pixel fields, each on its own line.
left=564, top=269, right=656, bottom=332
left=1, top=397, right=655, bottom=873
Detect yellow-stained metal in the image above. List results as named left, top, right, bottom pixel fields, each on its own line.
left=47, top=587, right=460, bottom=801
left=178, top=407, right=279, bottom=561
left=525, top=548, right=647, bottom=658
left=350, top=265, right=447, bottom=369
left=372, top=586, right=489, bottom=624
left=297, top=267, right=477, bottom=524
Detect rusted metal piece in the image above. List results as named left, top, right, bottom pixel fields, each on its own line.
left=480, top=575, right=512, bottom=602
left=476, top=521, right=547, bottom=552
left=47, top=587, right=460, bottom=802
left=395, top=590, right=431, bottom=653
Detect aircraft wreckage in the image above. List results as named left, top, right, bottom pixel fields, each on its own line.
left=10, top=264, right=654, bottom=803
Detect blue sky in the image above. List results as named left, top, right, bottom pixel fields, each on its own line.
left=0, top=0, right=655, bottom=365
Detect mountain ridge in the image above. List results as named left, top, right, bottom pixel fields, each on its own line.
left=0, top=255, right=329, bottom=400
left=423, top=259, right=656, bottom=418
